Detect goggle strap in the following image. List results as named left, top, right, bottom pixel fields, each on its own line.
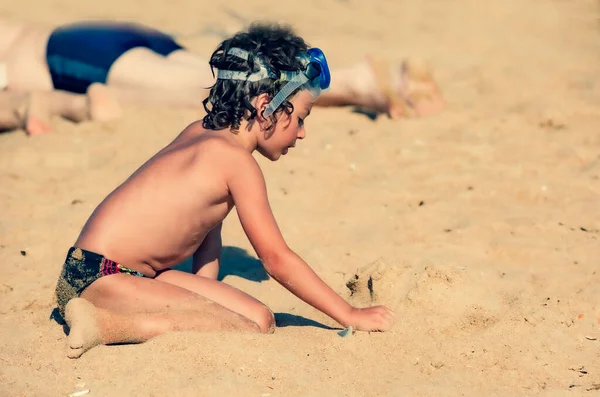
left=215, top=48, right=329, bottom=117
left=217, top=69, right=274, bottom=82
left=226, top=48, right=250, bottom=60
left=219, top=48, right=277, bottom=80
left=263, top=73, right=310, bottom=118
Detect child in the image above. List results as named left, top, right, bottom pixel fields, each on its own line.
left=55, top=23, right=395, bottom=359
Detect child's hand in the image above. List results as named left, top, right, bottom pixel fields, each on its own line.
left=347, top=306, right=395, bottom=331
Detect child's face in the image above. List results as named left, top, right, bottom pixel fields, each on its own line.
left=258, top=90, right=315, bottom=161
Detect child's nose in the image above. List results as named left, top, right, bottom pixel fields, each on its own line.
left=297, top=127, right=306, bottom=139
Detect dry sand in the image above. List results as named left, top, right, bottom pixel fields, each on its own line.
left=1, top=0, right=599, bottom=396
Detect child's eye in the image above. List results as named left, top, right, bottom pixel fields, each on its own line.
left=298, top=118, right=304, bottom=126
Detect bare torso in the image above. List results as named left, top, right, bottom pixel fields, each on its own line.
left=75, top=122, right=240, bottom=276
left=0, top=18, right=54, bottom=91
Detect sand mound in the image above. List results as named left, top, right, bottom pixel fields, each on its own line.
left=345, top=257, right=459, bottom=311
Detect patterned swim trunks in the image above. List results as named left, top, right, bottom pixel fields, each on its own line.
left=55, top=247, right=144, bottom=317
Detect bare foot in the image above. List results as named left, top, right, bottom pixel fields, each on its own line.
left=87, top=83, right=122, bottom=122
left=364, top=56, right=445, bottom=119
left=64, top=298, right=103, bottom=359
left=24, top=93, right=54, bottom=135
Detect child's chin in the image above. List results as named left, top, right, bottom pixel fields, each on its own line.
left=270, top=149, right=289, bottom=161
left=257, top=147, right=279, bottom=161
left=260, top=151, right=281, bottom=162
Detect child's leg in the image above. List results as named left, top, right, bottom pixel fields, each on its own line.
left=194, top=260, right=219, bottom=279
left=154, top=269, right=274, bottom=331
left=65, top=297, right=258, bottom=359
left=68, top=271, right=274, bottom=358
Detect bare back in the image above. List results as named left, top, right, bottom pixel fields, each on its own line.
left=75, top=122, right=244, bottom=275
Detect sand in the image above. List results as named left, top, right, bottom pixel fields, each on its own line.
left=1, top=0, right=599, bottom=395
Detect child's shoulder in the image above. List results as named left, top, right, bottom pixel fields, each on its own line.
left=181, top=121, right=259, bottom=166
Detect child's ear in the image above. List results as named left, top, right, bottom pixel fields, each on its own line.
left=255, top=93, right=274, bottom=131
left=255, top=93, right=271, bottom=122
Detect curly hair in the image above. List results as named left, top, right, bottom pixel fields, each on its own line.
left=202, top=22, right=310, bottom=132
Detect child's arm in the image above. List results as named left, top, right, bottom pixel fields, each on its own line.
left=228, top=155, right=394, bottom=331
left=192, top=222, right=222, bottom=279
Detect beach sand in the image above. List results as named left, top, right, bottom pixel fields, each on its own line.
left=1, top=0, right=599, bottom=395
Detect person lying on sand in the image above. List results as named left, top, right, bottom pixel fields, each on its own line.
left=0, top=17, right=443, bottom=135
left=0, top=82, right=121, bottom=135
left=54, top=22, right=395, bottom=359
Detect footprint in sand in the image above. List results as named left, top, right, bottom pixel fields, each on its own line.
left=456, top=305, right=499, bottom=333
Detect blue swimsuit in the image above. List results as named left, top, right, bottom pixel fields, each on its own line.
left=46, top=21, right=183, bottom=94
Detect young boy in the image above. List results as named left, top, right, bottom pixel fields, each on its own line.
left=55, top=23, right=395, bottom=359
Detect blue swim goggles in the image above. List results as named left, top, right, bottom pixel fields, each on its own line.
left=216, top=47, right=331, bottom=117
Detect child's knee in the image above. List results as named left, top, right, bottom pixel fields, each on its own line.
left=254, top=305, right=276, bottom=334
